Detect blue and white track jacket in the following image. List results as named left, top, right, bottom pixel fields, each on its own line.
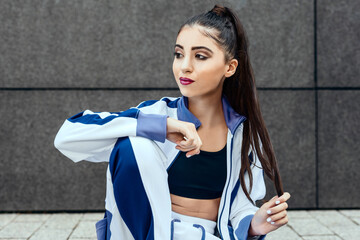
left=54, top=94, right=267, bottom=240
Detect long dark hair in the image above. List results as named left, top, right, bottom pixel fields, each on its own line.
left=177, top=4, right=284, bottom=204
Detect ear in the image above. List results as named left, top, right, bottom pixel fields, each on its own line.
left=224, top=58, right=238, bottom=78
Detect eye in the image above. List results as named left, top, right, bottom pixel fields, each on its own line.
left=196, top=54, right=207, bottom=60
left=173, top=52, right=208, bottom=60
left=173, top=52, right=182, bottom=58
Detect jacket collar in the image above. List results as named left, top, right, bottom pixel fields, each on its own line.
left=176, top=93, right=247, bottom=135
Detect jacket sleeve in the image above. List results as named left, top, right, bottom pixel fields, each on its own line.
left=229, top=143, right=267, bottom=240
left=54, top=99, right=169, bottom=163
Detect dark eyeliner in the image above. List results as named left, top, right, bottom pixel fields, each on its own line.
left=196, top=54, right=207, bottom=60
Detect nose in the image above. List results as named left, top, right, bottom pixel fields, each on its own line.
left=180, top=55, right=193, bottom=73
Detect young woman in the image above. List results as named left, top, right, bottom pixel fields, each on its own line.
left=54, top=4, right=290, bottom=240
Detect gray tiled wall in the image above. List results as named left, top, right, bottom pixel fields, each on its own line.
left=318, top=91, right=360, bottom=208
left=317, top=0, right=360, bottom=87
left=0, top=0, right=358, bottom=211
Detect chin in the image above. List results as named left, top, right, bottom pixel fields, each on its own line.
left=178, top=88, right=192, bottom=98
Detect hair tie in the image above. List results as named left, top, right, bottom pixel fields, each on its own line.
left=210, top=5, right=227, bottom=17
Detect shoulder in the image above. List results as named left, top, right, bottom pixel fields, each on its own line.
left=135, top=96, right=180, bottom=110
left=132, top=96, right=181, bottom=117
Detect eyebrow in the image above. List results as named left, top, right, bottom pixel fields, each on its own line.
left=175, top=44, right=213, bottom=54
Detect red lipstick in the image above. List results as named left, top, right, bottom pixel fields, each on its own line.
left=180, top=77, right=194, bottom=85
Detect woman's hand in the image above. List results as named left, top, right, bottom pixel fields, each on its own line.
left=166, top=117, right=202, bottom=158
left=248, top=192, right=291, bottom=236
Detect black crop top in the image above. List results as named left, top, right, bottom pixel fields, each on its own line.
left=167, top=144, right=227, bottom=199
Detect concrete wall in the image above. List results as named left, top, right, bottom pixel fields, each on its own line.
left=0, top=0, right=358, bottom=211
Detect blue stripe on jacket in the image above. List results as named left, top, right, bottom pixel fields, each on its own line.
left=109, top=137, right=155, bottom=240
left=68, top=109, right=139, bottom=125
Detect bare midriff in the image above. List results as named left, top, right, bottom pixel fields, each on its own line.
left=170, top=193, right=221, bottom=222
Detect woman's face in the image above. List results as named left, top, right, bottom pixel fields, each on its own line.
left=172, top=24, right=237, bottom=99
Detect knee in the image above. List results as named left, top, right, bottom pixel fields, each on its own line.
left=114, top=136, right=157, bottom=155
left=109, top=136, right=163, bottom=179
left=128, top=136, right=166, bottom=169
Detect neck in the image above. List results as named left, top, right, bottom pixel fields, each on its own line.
left=187, top=91, right=224, bottom=128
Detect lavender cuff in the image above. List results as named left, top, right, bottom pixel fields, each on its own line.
left=136, top=111, right=168, bottom=143
left=234, top=214, right=266, bottom=240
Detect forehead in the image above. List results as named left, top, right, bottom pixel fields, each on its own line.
left=176, top=25, right=222, bottom=52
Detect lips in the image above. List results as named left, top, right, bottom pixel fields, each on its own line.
left=179, top=77, right=194, bottom=85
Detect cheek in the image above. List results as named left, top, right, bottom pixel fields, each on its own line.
left=198, top=63, right=225, bottom=83
left=172, top=61, right=179, bottom=77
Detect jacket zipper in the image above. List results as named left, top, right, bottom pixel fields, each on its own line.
left=217, top=118, right=246, bottom=239
left=217, top=136, right=233, bottom=239
left=166, top=150, right=181, bottom=172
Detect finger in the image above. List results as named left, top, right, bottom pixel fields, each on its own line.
left=266, top=192, right=290, bottom=208
left=267, top=202, right=288, bottom=215
left=266, top=195, right=280, bottom=207
left=176, top=143, right=197, bottom=151
left=175, top=145, right=195, bottom=151
left=270, top=215, right=289, bottom=226
left=177, top=144, right=200, bottom=156
left=278, top=192, right=291, bottom=202
left=179, top=135, right=200, bottom=149
left=176, top=136, right=187, bottom=143
left=186, top=148, right=200, bottom=158
left=178, top=124, right=196, bottom=145
left=266, top=210, right=287, bottom=222
left=175, top=135, right=187, bottom=145
left=179, top=135, right=194, bottom=147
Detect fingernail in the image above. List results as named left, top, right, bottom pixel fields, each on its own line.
left=275, top=200, right=280, bottom=205
left=271, top=221, right=275, bottom=225
left=267, top=209, right=271, bottom=214
left=266, top=217, right=271, bottom=222
left=187, top=155, right=192, bottom=158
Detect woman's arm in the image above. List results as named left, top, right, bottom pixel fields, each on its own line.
left=54, top=99, right=170, bottom=163
left=229, top=149, right=267, bottom=240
